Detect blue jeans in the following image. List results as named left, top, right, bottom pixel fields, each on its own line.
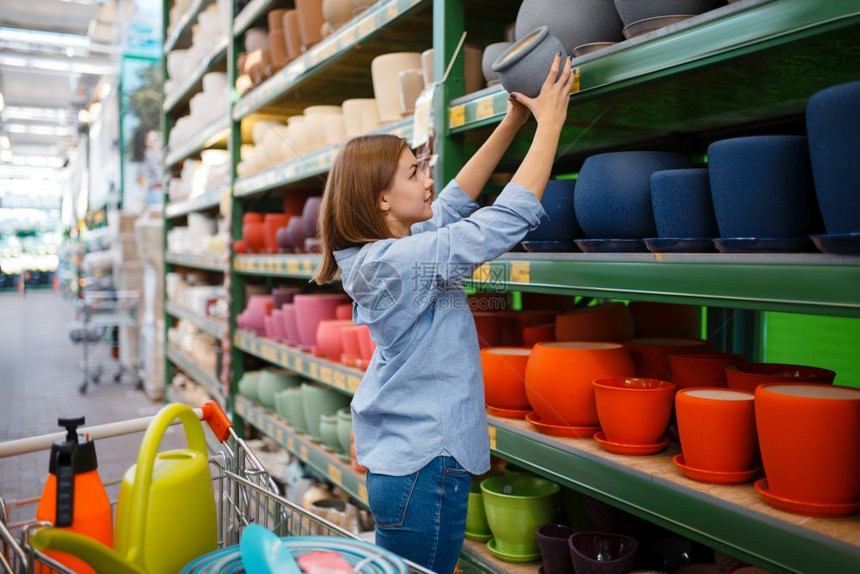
left=366, top=456, right=471, bottom=573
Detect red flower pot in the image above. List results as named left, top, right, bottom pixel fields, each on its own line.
left=243, top=219, right=265, bottom=253
left=523, top=323, right=555, bottom=347
left=335, top=303, right=353, bottom=321
left=593, top=377, right=676, bottom=445
left=356, top=325, right=376, bottom=365
left=676, top=388, right=757, bottom=473
left=525, top=342, right=636, bottom=427
left=263, top=213, right=290, bottom=253
left=341, top=326, right=362, bottom=366
left=755, top=383, right=860, bottom=513
left=668, top=353, right=747, bottom=389
left=480, top=347, right=531, bottom=410
left=472, top=312, right=504, bottom=348
left=726, top=362, right=836, bottom=393
left=555, top=302, right=634, bottom=343
left=283, top=189, right=314, bottom=218
left=623, top=338, right=710, bottom=379
left=315, top=319, right=354, bottom=361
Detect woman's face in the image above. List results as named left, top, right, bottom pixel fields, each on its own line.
left=379, top=148, right=434, bottom=236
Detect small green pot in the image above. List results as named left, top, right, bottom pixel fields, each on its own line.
left=237, top=371, right=262, bottom=403
left=320, top=414, right=341, bottom=452
left=285, top=387, right=308, bottom=434
left=336, top=408, right=352, bottom=454
left=465, top=481, right=491, bottom=536
left=257, top=369, right=301, bottom=409
left=301, top=383, right=350, bottom=440
left=274, top=389, right=292, bottom=422
left=480, top=475, right=560, bottom=555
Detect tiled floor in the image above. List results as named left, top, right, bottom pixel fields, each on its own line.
left=0, top=290, right=182, bottom=520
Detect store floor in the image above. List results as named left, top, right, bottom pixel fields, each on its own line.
left=0, top=290, right=183, bottom=513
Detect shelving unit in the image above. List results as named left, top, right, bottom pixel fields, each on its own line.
left=166, top=344, right=225, bottom=405
left=165, top=301, right=228, bottom=338
left=160, top=0, right=860, bottom=571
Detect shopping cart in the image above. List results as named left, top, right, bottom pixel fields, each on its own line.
left=67, top=290, right=142, bottom=394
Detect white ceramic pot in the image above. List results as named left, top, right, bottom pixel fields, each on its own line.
left=202, top=72, right=228, bottom=94
left=167, top=49, right=190, bottom=79
left=303, top=106, right=342, bottom=151
left=398, top=69, right=425, bottom=115
left=323, top=113, right=346, bottom=145
left=244, top=27, right=269, bottom=52
left=371, top=52, right=422, bottom=123
left=341, top=99, right=377, bottom=137
left=286, top=116, right=311, bottom=156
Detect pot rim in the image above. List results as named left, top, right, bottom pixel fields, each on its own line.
left=678, top=387, right=755, bottom=401
left=727, top=362, right=836, bottom=380
left=593, top=377, right=675, bottom=391
left=482, top=347, right=532, bottom=356
left=755, top=382, right=860, bottom=401
left=491, top=26, right=549, bottom=73
left=536, top=341, right=623, bottom=350
left=480, top=475, right=561, bottom=498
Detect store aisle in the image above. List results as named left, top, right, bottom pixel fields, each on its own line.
left=0, top=291, right=181, bottom=509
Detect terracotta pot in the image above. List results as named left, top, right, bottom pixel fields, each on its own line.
left=492, top=26, right=566, bottom=99
left=622, top=337, right=710, bottom=379
left=322, top=0, right=353, bottom=30
left=263, top=213, right=290, bottom=253
left=628, top=301, right=702, bottom=339
left=516, top=0, right=624, bottom=54
left=283, top=189, right=314, bottom=219
left=295, top=0, right=325, bottom=49
left=269, top=30, right=288, bottom=71
left=282, top=10, right=303, bottom=61
left=234, top=239, right=248, bottom=254
left=371, top=52, right=422, bottom=123
left=593, top=377, right=676, bottom=445
left=755, top=383, right=860, bottom=510
left=480, top=347, right=531, bottom=410
left=555, top=302, right=634, bottom=343
left=523, top=323, right=555, bottom=347
left=293, top=294, right=347, bottom=350
left=281, top=303, right=300, bottom=346
left=243, top=219, right=265, bottom=253
left=397, top=69, right=425, bottom=116
left=268, top=9, right=287, bottom=32
left=356, top=324, right=375, bottom=363
left=341, top=98, right=379, bottom=137
left=668, top=353, right=747, bottom=389
left=302, top=196, right=323, bottom=238
left=341, top=326, right=362, bottom=365
left=498, top=311, right=557, bottom=347
left=525, top=342, right=636, bottom=427
left=472, top=312, right=504, bottom=349
left=725, top=362, right=836, bottom=393
left=675, top=388, right=757, bottom=473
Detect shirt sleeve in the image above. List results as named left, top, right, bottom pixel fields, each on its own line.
left=410, top=179, right=479, bottom=234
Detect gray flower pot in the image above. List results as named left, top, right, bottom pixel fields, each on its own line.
left=482, top=42, right=513, bottom=86
left=613, top=0, right=724, bottom=27
left=515, top=0, right=624, bottom=54
left=492, top=27, right=566, bottom=98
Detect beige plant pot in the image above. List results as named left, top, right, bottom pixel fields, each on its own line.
left=341, top=98, right=378, bottom=137
left=371, top=52, right=422, bottom=123
left=323, top=0, right=354, bottom=30
left=286, top=116, right=311, bottom=156
left=296, top=0, right=325, bottom=49
left=398, top=69, right=425, bottom=116
left=419, top=46, right=483, bottom=94
left=303, top=105, right=342, bottom=151
left=283, top=10, right=303, bottom=61
left=244, top=27, right=269, bottom=52
left=323, top=113, right=346, bottom=145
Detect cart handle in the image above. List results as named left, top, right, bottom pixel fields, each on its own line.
left=0, top=401, right=233, bottom=459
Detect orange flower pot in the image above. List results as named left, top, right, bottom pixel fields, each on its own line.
left=675, top=388, right=757, bottom=473
left=755, top=383, right=860, bottom=513
left=472, top=312, right=504, bottom=348
left=525, top=342, right=636, bottom=427
left=593, top=378, right=675, bottom=445
left=498, top=311, right=556, bottom=346
left=668, top=353, right=747, bottom=389
left=726, top=362, right=836, bottom=393
left=628, top=301, right=702, bottom=339
left=315, top=319, right=354, bottom=362
left=356, top=325, right=376, bottom=362
left=480, top=347, right=531, bottom=410
left=263, top=214, right=290, bottom=253
left=623, top=338, right=710, bottom=379
left=522, top=323, right=555, bottom=347
left=555, top=302, right=634, bottom=343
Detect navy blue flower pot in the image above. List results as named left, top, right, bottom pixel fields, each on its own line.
left=524, top=180, right=582, bottom=242
left=708, top=136, right=813, bottom=238
left=650, top=168, right=718, bottom=239
left=575, top=152, right=690, bottom=239
left=806, top=81, right=860, bottom=234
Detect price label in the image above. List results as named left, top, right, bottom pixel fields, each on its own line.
left=347, top=376, right=361, bottom=393
left=488, top=425, right=497, bottom=450
left=358, top=484, right=368, bottom=504
left=449, top=105, right=465, bottom=128
left=385, top=2, right=398, bottom=21
left=510, top=261, right=530, bottom=284
left=319, top=367, right=334, bottom=384
left=472, top=262, right=491, bottom=282
left=300, top=445, right=309, bottom=460
left=309, top=362, right=319, bottom=379
left=572, top=67, right=581, bottom=94
left=293, top=356, right=304, bottom=371
left=328, top=464, right=343, bottom=486
left=476, top=97, right=495, bottom=120
left=318, top=43, right=336, bottom=63
left=233, top=333, right=240, bottom=346
left=358, top=17, right=375, bottom=37
left=331, top=370, right=346, bottom=389
left=302, top=260, right=313, bottom=273
left=287, top=259, right=300, bottom=273
left=262, top=345, right=278, bottom=363
left=287, top=436, right=296, bottom=451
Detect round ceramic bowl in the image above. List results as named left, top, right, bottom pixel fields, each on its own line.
left=492, top=26, right=566, bottom=99
left=480, top=347, right=532, bottom=410
left=525, top=342, right=636, bottom=427
left=593, top=377, right=676, bottom=445
left=755, top=383, right=860, bottom=513
left=668, top=353, right=747, bottom=389
left=725, top=362, right=836, bottom=393
left=569, top=532, right=638, bottom=574
left=480, top=475, right=561, bottom=555
left=675, top=388, right=757, bottom=473
left=622, top=337, right=711, bottom=380
left=555, top=302, right=634, bottom=343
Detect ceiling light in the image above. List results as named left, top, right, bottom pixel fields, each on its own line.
left=10, top=155, right=66, bottom=168
left=0, top=27, right=90, bottom=50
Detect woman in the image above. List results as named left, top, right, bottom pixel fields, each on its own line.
left=314, top=53, right=574, bottom=572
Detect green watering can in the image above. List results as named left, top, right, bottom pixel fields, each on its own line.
left=32, top=403, right=218, bottom=574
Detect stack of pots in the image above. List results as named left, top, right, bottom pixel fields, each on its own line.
left=293, top=294, right=349, bottom=352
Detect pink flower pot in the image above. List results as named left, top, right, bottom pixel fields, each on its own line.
left=271, top=309, right=288, bottom=342
left=335, top=303, right=353, bottom=321
left=341, top=326, right=362, bottom=366
left=315, top=319, right=354, bottom=361
left=356, top=325, right=375, bottom=365
left=293, top=294, right=347, bottom=351
left=281, top=304, right=301, bottom=346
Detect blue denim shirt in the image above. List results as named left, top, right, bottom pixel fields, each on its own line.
left=334, top=180, right=546, bottom=475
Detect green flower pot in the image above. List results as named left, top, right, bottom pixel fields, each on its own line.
left=320, top=414, right=341, bottom=453
left=274, top=389, right=292, bottom=422
left=301, top=383, right=350, bottom=441
left=285, top=387, right=308, bottom=434
left=237, top=371, right=262, bottom=403
left=480, top=475, right=561, bottom=555
left=336, top=408, right=353, bottom=454
left=465, top=481, right=492, bottom=538
left=257, top=369, right=302, bottom=409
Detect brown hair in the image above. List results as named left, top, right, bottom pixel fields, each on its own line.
left=313, top=134, right=408, bottom=284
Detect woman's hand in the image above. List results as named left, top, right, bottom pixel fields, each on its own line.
left=508, top=53, right=573, bottom=130
left=502, top=95, right=531, bottom=129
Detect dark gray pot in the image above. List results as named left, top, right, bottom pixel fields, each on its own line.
left=516, top=0, right=624, bottom=54
left=482, top=42, right=513, bottom=85
left=650, top=168, right=718, bottom=238
left=613, top=0, right=724, bottom=27
left=492, top=27, right=566, bottom=98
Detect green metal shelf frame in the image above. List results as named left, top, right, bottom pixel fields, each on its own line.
left=488, top=417, right=860, bottom=574
left=232, top=0, right=277, bottom=38
left=233, top=254, right=320, bottom=278
left=166, top=344, right=225, bottom=406
left=235, top=395, right=368, bottom=505
left=164, top=117, right=230, bottom=168
left=165, top=185, right=228, bottom=219
left=234, top=330, right=362, bottom=395
left=232, top=0, right=428, bottom=120
left=464, top=254, right=860, bottom=318
left=165, top=301, right=229, bottom=339
left=163, top=35, right=229, bottom=113
left=165, top=251, right=228, bottom=272
left=233, top=119, right=413, bottom=198
left=448, top=0, right=860, bottom=134
left=164, top=0, right=209, bottom=54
